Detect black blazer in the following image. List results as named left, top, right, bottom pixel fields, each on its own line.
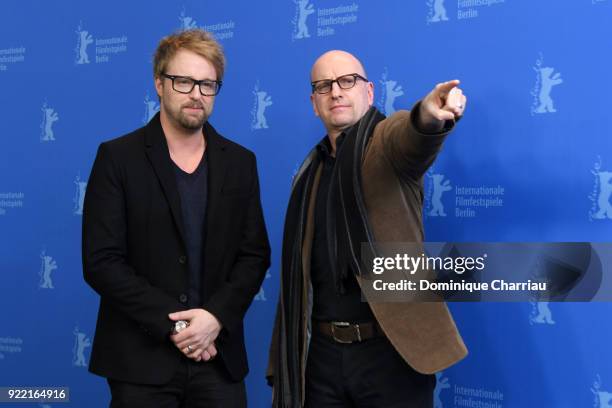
left=82, top=114, right=270, bottom=384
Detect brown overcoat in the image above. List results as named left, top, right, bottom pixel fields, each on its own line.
left=268, top=108, right=468, bottom=406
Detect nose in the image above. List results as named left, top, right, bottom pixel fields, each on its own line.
left=330, top=81, right=343, bottom=99
left=189, top=84, right=202, bottom=99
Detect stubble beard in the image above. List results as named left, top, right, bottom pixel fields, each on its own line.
left=166, top=101, right=211, bottom=131
left=177, top=109, right=208, bottom=130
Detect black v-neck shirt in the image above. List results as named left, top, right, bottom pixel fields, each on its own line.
left=173, top=153, right=208, bottom=309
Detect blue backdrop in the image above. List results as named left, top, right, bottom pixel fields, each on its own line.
left=1, top=0, right=611, bottom=407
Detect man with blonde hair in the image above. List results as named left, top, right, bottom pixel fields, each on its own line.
left=83, top=29, right=270, bottom=407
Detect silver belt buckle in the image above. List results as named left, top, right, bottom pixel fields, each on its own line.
left=330, top=321, right=361, bottom=343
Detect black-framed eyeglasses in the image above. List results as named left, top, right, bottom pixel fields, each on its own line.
left=311, top=73, right=368, bottom=94
left=161, top=73, right=222, bottom=96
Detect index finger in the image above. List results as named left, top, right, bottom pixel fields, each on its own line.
left=171, top=328, right=194, bottom=345
left=168, top=310, right=194, bottom=321
left=436, top=79, right=461, bottom=96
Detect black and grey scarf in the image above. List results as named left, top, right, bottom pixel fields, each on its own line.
left=273, top=107, right=386, bottom=407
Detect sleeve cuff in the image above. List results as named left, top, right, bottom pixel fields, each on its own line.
left=410, top=101, right=457, bottom=135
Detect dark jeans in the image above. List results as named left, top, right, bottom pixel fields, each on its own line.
left=107, top=358, right=246, bottom=408
left=305, top=333, right=435, bottom=408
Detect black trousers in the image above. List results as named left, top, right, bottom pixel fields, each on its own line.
left=305, top=333, right=435, bottom=408
left=107, top=358, right=246, bottom=408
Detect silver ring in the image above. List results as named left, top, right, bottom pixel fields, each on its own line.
left=457, top=104, right=464, bottom=110
left=187, top=345, right=193, bottom=352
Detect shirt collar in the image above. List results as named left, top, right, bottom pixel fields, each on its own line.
left=315, top=129, right=351, bottom=159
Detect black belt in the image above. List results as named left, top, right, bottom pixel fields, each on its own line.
left=315, top=321, right=384, bottom=344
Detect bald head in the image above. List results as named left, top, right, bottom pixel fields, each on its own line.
left=309, top=50, right=374, bottom=144
left=310, top=50, right=367, bottom=82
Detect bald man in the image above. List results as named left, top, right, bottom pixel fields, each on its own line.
left=268, top=51, right=468, bottom=408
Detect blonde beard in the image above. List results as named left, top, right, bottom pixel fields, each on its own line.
left=177, top=111, right=207, bottom=130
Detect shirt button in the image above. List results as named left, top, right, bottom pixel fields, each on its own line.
left=179, top=294, right=188, bottom=304
left=178, top=255, right=187, bottom=264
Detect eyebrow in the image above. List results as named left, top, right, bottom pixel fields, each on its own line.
left=165, top=73, right=218, bottom=81
left=311, top=72, right=361, bottom=82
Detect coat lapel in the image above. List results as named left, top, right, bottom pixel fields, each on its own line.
left=202, top=121, right=228, bottom=279
left=143, top=114, right=187, bottom=247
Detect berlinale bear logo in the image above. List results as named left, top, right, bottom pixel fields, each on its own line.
left=428, top=173, right=452, bottom=217
left=292, top=0, right=315, bottom=39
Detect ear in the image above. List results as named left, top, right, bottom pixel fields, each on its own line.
left=367, top=81, right=374, bottom=106
left=310, top=93, right=320, bottom=117
left=154, top=76, right=163, bottom=99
